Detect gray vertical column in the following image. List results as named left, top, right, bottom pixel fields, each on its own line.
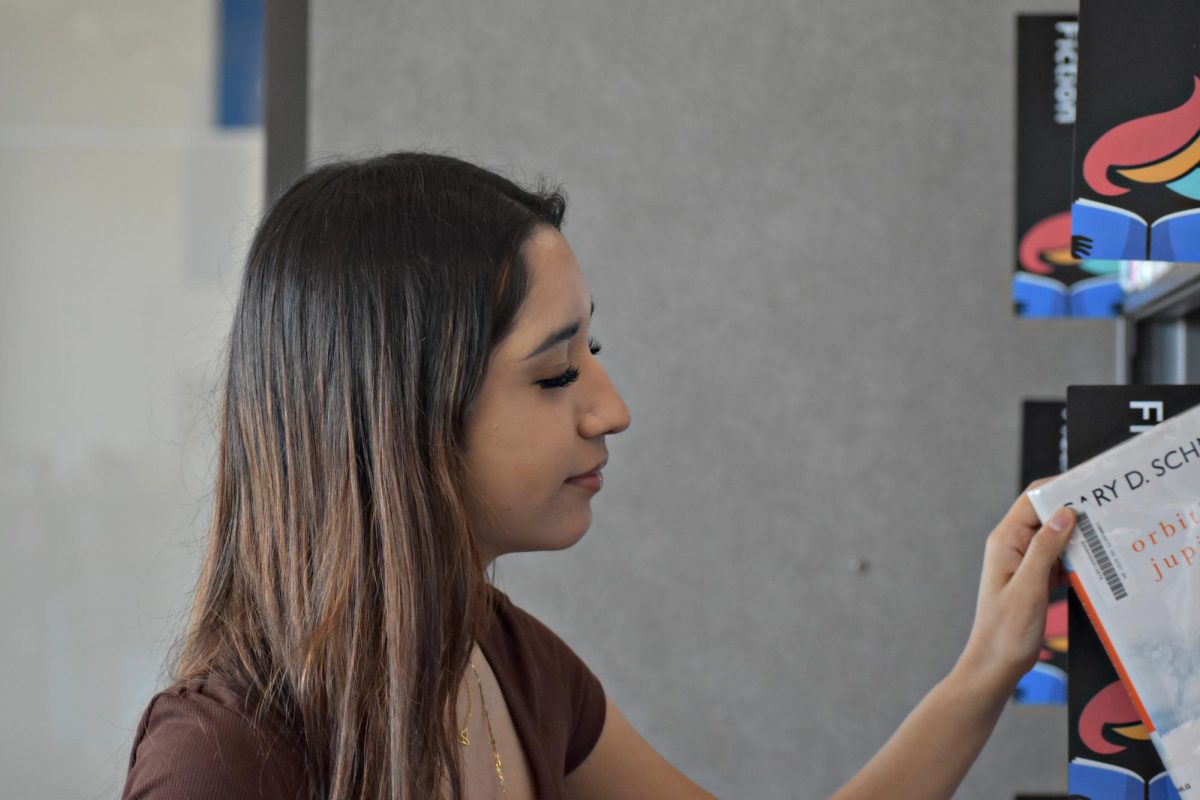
left=265, top=0, right=309, bottom=202
left=1187, top=313, right=1200, bottom=379
left=1121, top=269, right=1200, bottom=383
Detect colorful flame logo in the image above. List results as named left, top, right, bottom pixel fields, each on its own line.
left=1079, top=680, right=1150, bottom=755
left=1038, top=597, right=1067, bottom=661
left=1084, top=76, right=1200, bottom=200
left=1019, top=212, right=1079, bottom=274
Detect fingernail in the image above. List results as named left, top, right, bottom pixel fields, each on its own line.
left=1048, top=508, right=1073, bottom=532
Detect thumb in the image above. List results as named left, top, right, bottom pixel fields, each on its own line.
left=1014, top=506, right=1075, bottom=587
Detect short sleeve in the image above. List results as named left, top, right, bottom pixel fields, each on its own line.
left=486, top=590, right=608, bottom=776
left=562, top=642, right=607, bottom=775
left=121, top=684, right=306, bottom=800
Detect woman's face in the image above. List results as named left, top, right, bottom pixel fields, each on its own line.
left=463, top=226, right=631, bottom=564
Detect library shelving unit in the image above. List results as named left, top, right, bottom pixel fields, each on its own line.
left=1118, top=265, right=1200, bottom=384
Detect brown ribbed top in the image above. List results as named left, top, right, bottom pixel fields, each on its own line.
left=121, top=586, right=607, bottom=799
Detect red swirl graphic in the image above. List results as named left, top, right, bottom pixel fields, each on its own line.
left=1079, top=680, right=1144, bottom=755
left=1038, top=597, right=1067, bottom=660
left=1018, top=212, right=1076, bottom=274
left=1083, top=76, right=1200, bottom=196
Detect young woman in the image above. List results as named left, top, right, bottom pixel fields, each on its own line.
left=120, top=151, right=1076, bottom=800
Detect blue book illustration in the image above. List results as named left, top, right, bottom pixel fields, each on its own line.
left=1014, top=661, right=1068, bottom=704
left=1012, top=272, right=1124, bottom=318
left=1069, top=758, right=1182, bottom=800
left=1071, top=198, right=1200, bottom=262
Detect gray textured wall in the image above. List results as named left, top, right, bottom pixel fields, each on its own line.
left=311, top=2, right=1106, bottom=797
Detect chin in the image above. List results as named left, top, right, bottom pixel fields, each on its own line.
left=548, top=526, right=589, bottom=551
left=512, top=513, right=592, bottom=554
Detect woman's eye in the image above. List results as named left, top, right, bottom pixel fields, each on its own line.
left=538, top=366, right=580, bottom=389
left=536, top=338, right=602, bottom=390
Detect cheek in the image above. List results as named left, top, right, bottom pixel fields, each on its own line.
left=464, top=421, right=593, bottom=554
left=475, top=421, right=563, bottom=501
left=465, top=380, right=577, bottom=505
left=487, top=392, right=571, bottom=458
left=490, top=441, right=569, bottom=505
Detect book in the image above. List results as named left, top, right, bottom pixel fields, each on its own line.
left=1064, top=387, right=1200, bottom=800
left=1029, top=394, right=1200, bottom=797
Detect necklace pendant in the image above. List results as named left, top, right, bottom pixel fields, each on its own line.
left=459, top=730, right=470, bottom=746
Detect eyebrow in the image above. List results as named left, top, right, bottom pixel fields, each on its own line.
left=523, top=298, right=595, bottom=360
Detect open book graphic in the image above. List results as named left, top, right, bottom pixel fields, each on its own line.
left=1070, top=759, right=1180, bottom=799
left=1029, top=401, right=1200, bottom=797
left=1071, top=198, right=1200, bottom=262
left=1013, top=272, right=1124, bottom=318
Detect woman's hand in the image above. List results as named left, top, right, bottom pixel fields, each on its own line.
left=954, top=479, right=1075, bottom=696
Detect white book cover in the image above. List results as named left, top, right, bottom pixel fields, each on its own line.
left=1028, top=401, right=1200, bottom=796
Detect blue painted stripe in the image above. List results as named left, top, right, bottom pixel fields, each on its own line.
left=218, top=0, right=264, bottom=127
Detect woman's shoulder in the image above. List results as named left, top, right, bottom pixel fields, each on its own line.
left=121, top=676, right=307, bottom=800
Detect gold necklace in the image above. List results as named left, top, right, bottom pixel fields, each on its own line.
left=458, top=668, right=472, bottom=745
left=465, top=661, right=508, bottom=797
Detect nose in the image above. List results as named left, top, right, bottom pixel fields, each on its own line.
left=580, top=358, right=631, bottom=437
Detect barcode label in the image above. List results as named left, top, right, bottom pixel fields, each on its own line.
left=1077, top=511, right=1128, bottom=602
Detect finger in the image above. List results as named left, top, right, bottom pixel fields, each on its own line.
left=1013, top=506, right=1075, bottom=589
left=981, top=518, right=1039, bottom=592
left=1007, top=480, right=1058, bottom=531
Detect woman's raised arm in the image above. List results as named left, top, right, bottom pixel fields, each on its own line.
left=566, top=482, right=1074, bottom=800
left=829, top=485, right=1075, bottom=800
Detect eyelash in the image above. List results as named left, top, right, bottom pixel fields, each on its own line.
left=537, top=338, right=602, bottom=389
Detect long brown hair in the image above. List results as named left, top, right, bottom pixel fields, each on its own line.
left=173, top=151, right=566, bottom=798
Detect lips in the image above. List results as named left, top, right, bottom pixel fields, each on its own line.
left=567, top=457, right=607, bottom=481
left=565, top=455, right=608, bottom=495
